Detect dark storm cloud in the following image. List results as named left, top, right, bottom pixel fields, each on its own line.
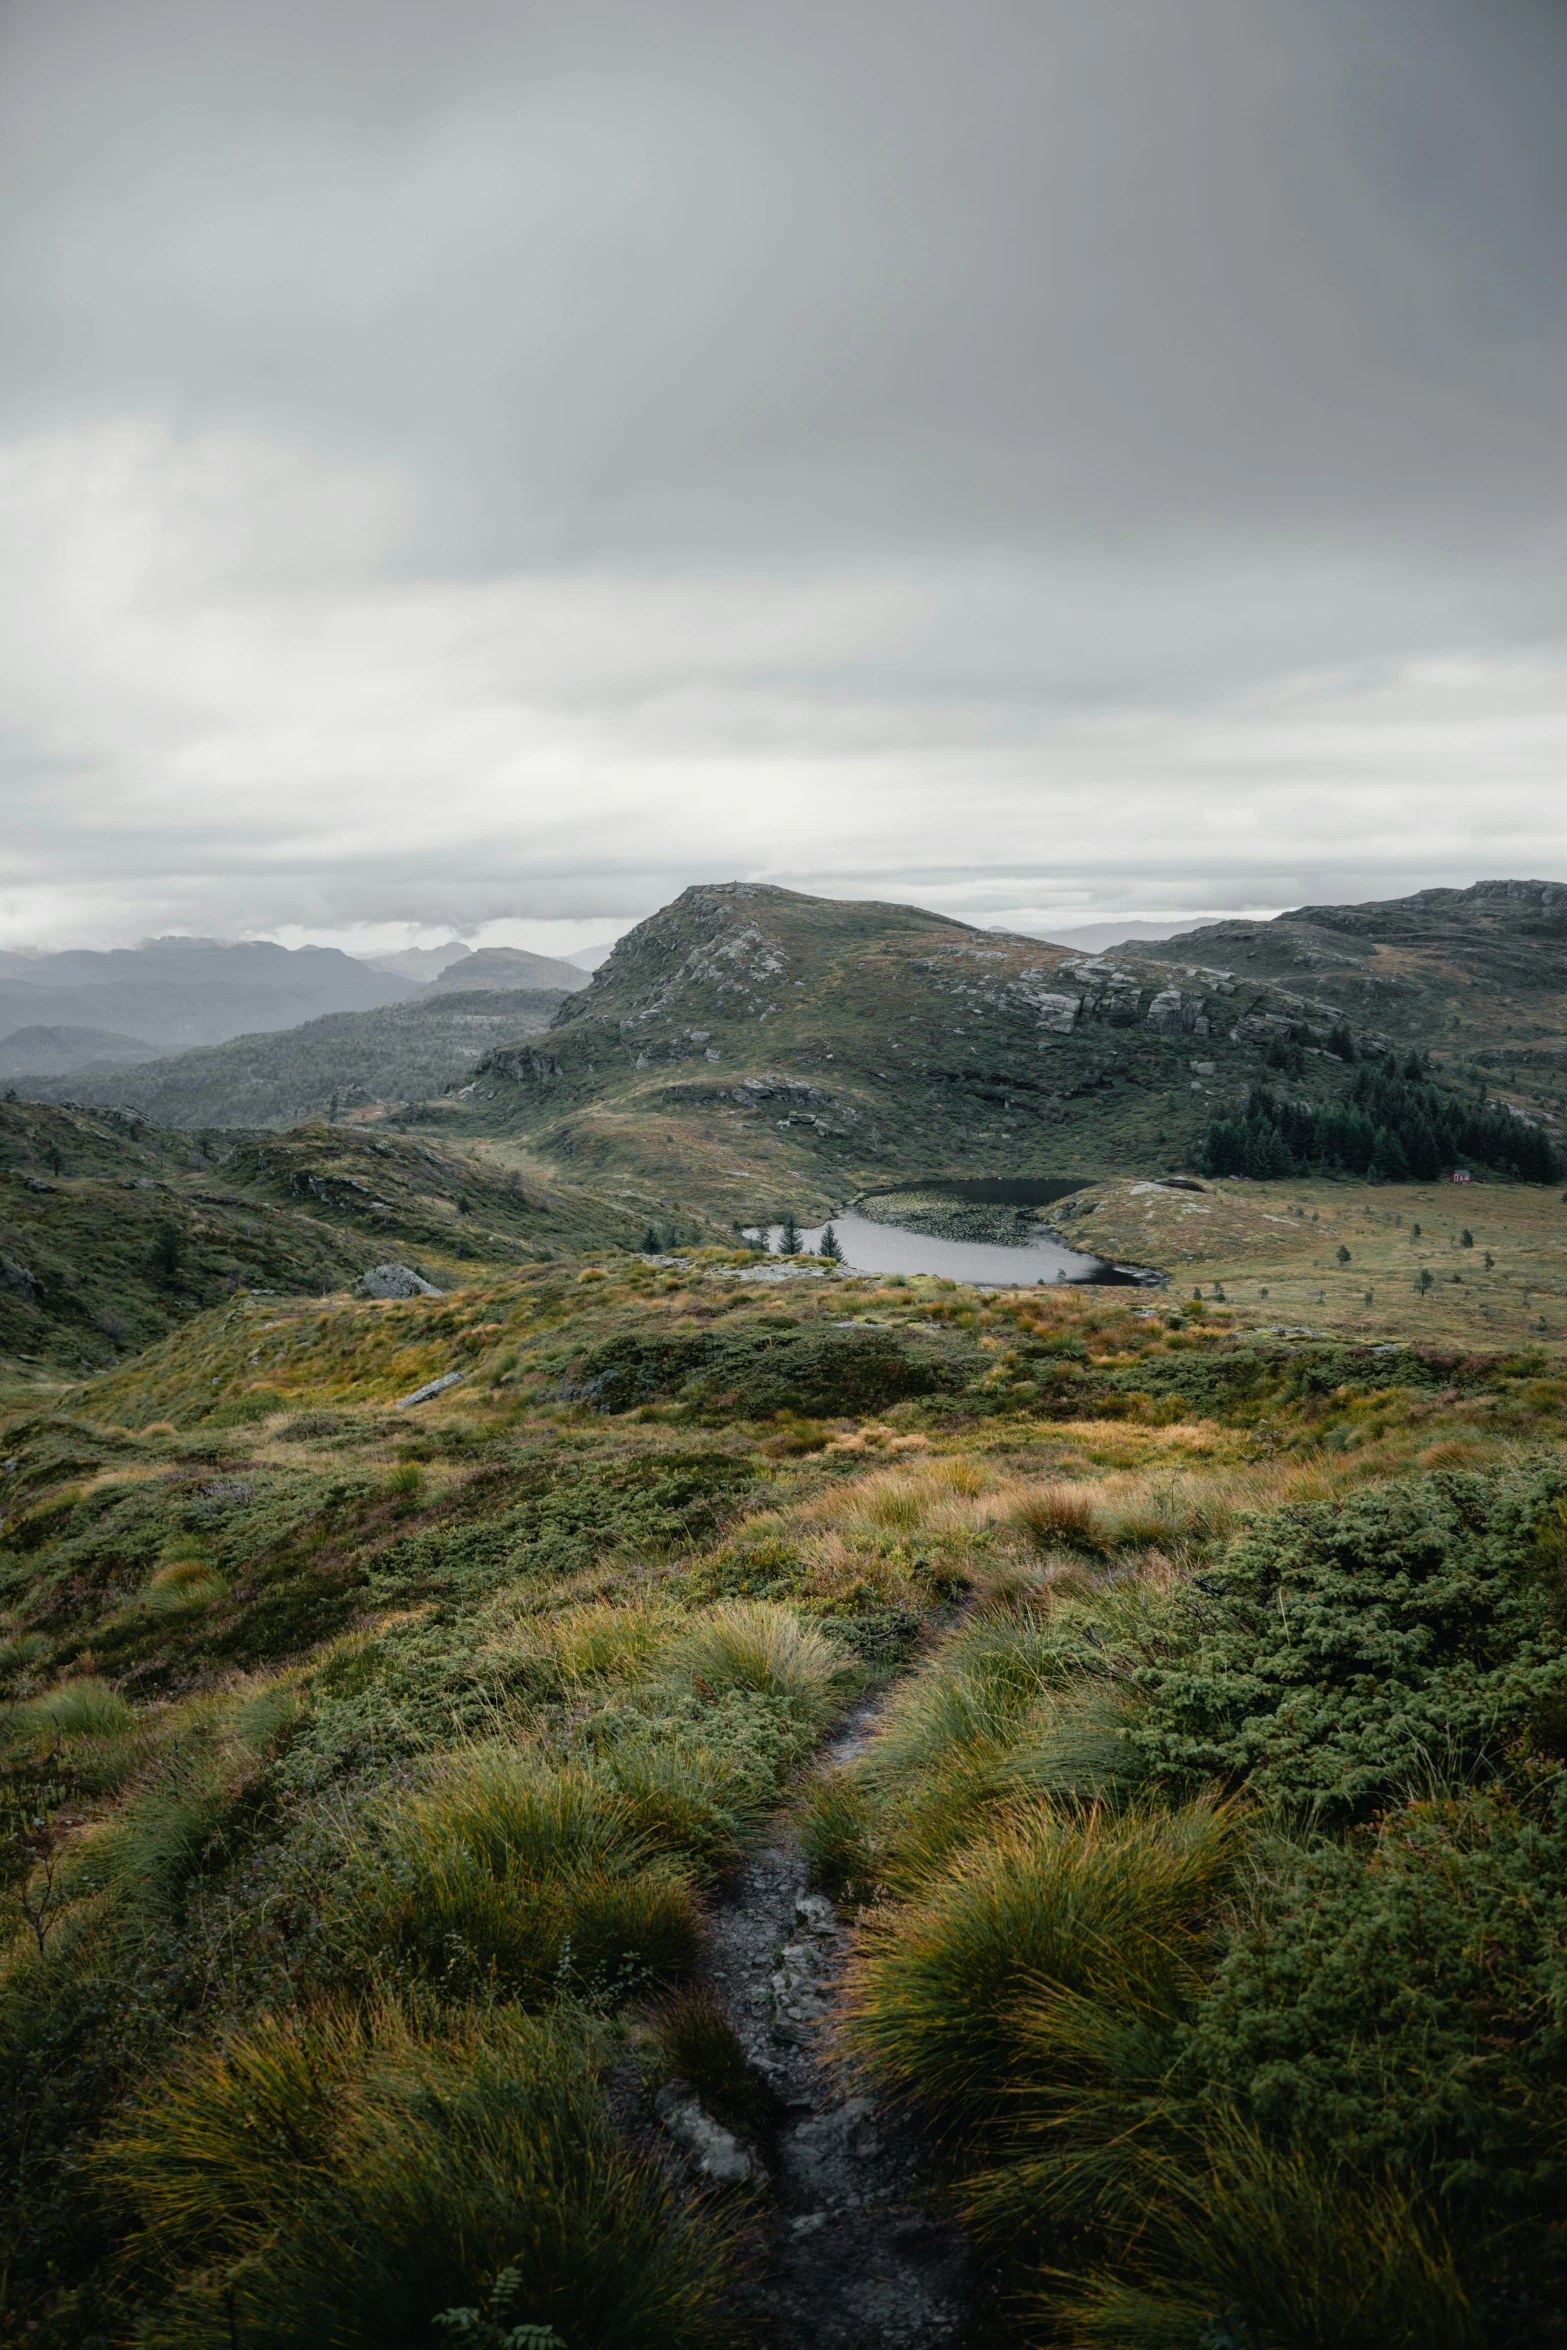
left=0, top=0, right=1564, bottom=947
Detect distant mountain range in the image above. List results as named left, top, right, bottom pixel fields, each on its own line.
left=0, top=935, right=594, bottom=1086
left=0, top=937, right=418, bottom=1062
left=20, top=988, right=570, bottom=1130
left=423, top=946, right=592, bottom=993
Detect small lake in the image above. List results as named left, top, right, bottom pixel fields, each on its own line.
left=759, top=1212, right=1155, bottom=1289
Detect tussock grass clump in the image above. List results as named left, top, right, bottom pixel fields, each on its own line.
left=4, top=1677, right=135, bottom=1742
left=70, top=1685, right=306, bottom=1921
left=797, top=1770, right=878, bottom=1905
left=144, top=1558, right=229, bottom=1611
left=843, top=1795, right=1240, bottom=2133
left=825, top=1581, right=1170, bottom=1889
left=1011, top=1483, right=1099, bottom=1553
left=1034, top=2124, right=1480, bottom=2350
left=100, top=2000, right=745, bottom=2349
left=359, top=1751, right=703, bottom=2001
left=647, top=1985, right=772, bottom=2136
left=603, top=1739, right=761, bottom=1880
left=489, top=1599, right=677, bottom=1696
left=673, top=1601, right=845, bottom=1729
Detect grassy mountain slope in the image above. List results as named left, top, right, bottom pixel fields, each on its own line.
left=0, top=1098, right=640, bottom=1382
left=20, top=988, right=569, bottom=1130
left=452, top=881, right=1563, bottom=1224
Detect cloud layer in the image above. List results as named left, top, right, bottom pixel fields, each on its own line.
left=2, top=0, right=1565, bottom=947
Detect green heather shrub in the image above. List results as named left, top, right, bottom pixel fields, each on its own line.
left=1128, top=1469, right=1567, bottom=1819
left=101, top=2002, right=743, bottom=2349
left=569, top=1321, right=970, bottom=1419
left=1175, top=1777, right=1567, bottom=2218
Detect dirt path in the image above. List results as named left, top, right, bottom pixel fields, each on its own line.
left=665, top=1699, right=969, bottom=2350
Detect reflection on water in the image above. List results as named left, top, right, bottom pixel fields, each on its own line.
left=757, top=1212, right=1149, bottom=1289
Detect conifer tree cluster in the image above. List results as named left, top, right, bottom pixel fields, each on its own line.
left=1198, top=1058, right=1559, bottom=1184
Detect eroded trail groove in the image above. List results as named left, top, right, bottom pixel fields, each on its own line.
left=674, top=1700, right=969, bottom=2350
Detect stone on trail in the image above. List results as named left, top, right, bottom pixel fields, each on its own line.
left=653, top=2085, right=758, bottom=2186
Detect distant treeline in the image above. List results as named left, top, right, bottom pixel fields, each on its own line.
left=1199, top=1059, right=1560, bottom=1183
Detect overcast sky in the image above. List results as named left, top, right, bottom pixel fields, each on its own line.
left=2, top=0, right=1565, bottom=956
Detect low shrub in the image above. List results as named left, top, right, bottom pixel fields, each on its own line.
left=1128, top=1469, right=1567, bottom=1820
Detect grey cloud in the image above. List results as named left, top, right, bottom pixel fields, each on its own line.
left=1, top=0, right=1566, bottom=945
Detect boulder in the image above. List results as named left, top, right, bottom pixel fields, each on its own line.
left=653, top=2085, right=757, bottom=2185
left=359, top=1263, right=441, bottom=1300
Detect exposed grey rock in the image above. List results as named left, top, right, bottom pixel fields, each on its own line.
left=359, top=1262, right=442, bottom=1300
left=1022, top=988, right=1081, bottom=1033
left=395, top=1369, right=466, bottom=1408
left=1, top=1261, right=37, bottom=1303
left=1146, top=986, right=1211, bottom=1037
left=653, top=2085, right=758, bottom=2185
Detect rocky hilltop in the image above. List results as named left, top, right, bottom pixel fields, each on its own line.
left=466, top=882, right=1461, bottom=1219
left=1134, top=879, right=1567, bottom=1069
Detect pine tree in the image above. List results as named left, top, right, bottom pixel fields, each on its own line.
left=819, top=1223, right=843, bottom=1261
left=779, top=1211, right=799, bottom=1256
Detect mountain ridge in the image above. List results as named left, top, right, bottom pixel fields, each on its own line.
left=444, top=879, right=1567, bottom=1219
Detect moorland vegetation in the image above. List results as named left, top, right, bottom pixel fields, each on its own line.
left=4, top=1227, right=1567, bottom=2346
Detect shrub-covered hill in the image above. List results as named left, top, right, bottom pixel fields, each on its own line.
left=6, top=1250, right=1567, bottom=2345
left=0, top=1098, right=640, bottom=1379
left=1140, top=877, right=1567, bottom=1077
left=447, top=882, right=1566, bottom=1222
left=18, top=986, right=570, bottom=1130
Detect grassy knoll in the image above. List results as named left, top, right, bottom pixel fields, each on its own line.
left=4, top=1247, right=1567, bottom=2344
left=1044, top=1174, right=1567, bottom=1345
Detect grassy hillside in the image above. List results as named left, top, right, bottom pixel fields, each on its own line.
left=19, top=988, right=569, bottom=1130
left=0, top=1098, right=640, bottom=1382
left=447, top=882, right=1564, bottom=1226
left=4, top=1246, right=1567, bottom=2344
